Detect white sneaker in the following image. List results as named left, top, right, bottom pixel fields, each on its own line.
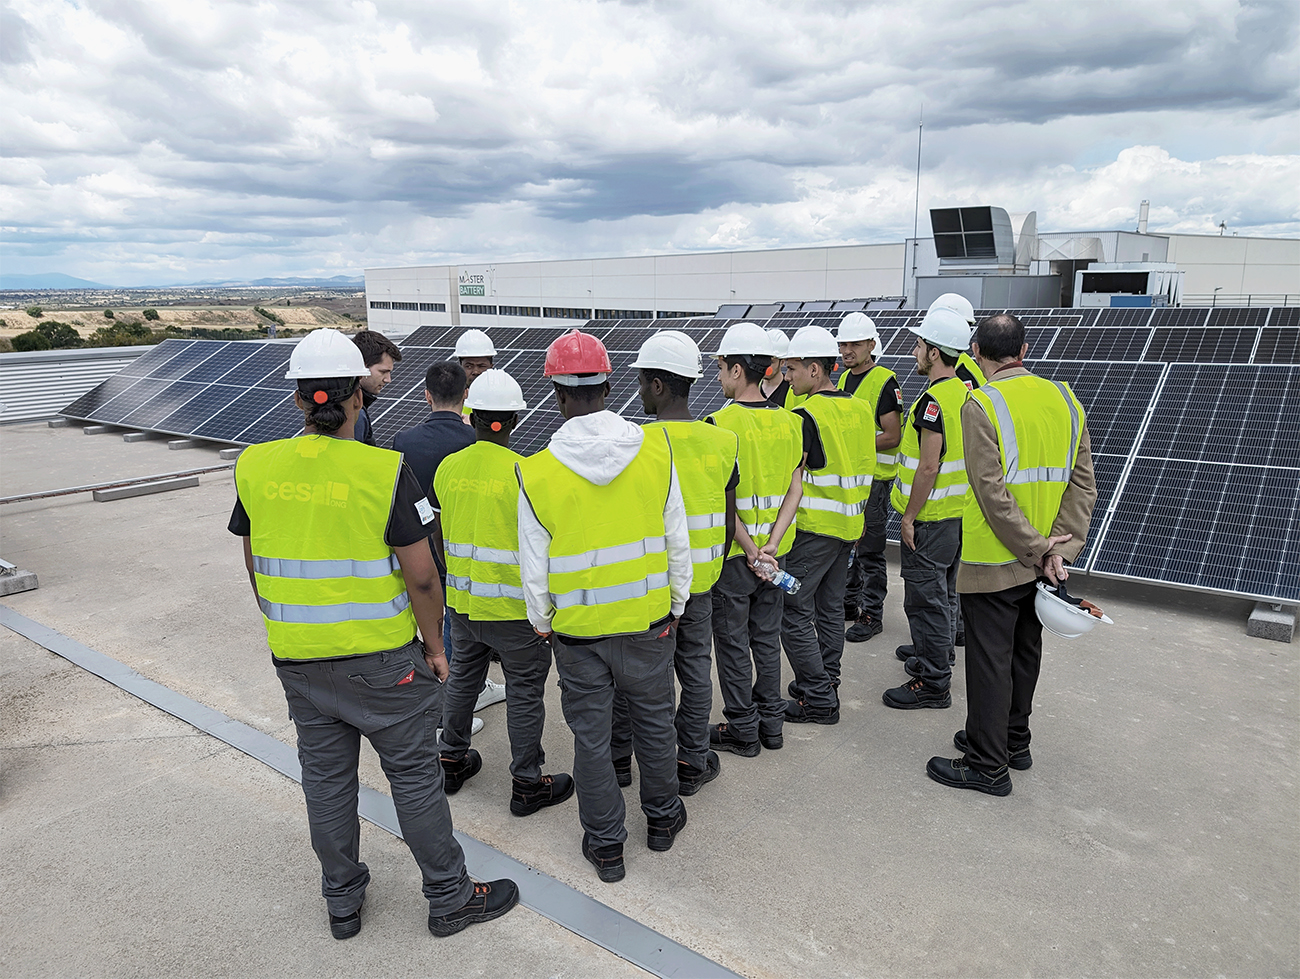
left=435, top=716, right=484, bottom=741
left=475, top=679, right=507, bottom=712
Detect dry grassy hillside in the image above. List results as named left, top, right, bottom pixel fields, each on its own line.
left=0, top=305, right=355, bottom=340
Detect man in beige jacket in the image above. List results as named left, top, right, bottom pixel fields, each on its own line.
left=928, top=313, right=1097, bottom=796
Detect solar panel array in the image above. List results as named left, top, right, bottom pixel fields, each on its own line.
left=60, top=306, right=1300, bottom=603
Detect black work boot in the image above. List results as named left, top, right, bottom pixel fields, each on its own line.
left=846, top=614, right=883, bottom=642
left=428, top=879, right=520, bottom=936
left=329, top=902, right=362, bottom=940
left=926, top=756, right=1012, bottom=796
left=613, top=755, right=632, bottom=787
left=510, top=772, right=575, bottom=816
left=954, top=729, right=1032, bottom=770
left=440, top=749, right=482, bottom=794
left=784, top=698, right=839, bottom=725
left=882, top=676, right=951, bottom=710
left=677, top=751, right=721, bottom=796
left=709, top=722, right=761, bottom=757
left=646, top=803, right=688, bottom=852
left=582, top=833, right=625, bottom=882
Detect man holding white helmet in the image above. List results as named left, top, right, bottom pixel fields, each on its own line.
left=884, top=307, right=974, bottom=712
left=927, top=313, right=1096, bottom=796
left=929, top=293, right=986, bottom=391
left=228, top=329, right=518, bottom=939
left=454, top=328, right=497, bottom=421
left=835, top=311, right=904, bottom=643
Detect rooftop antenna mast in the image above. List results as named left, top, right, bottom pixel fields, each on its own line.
left=909, top=105, right=923, bottom=300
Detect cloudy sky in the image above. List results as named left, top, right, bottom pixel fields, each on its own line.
left=2, top=0, right=1298, bottom=285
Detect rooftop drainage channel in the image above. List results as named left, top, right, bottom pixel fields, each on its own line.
left=0, top=605, right=739, bottom=979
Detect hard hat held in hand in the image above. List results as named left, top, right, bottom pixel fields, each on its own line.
left=631, top=330, right=703, bottom=378
left=454, top=329, right=497, bottom=358
left=930, top=292, right=977, bottom=326
left=285, top=329, right=371, bottom=379
left=466, top=369, right=528, bottom=411
left=766, top=328, right=790, bottom=359
left=714, top=322, right=772, bottom=357
left=787, top=324, right=840, bottom=359
left=909, top=307, right=973, bottom=355
left=544, top=329, right=612, bottom=384
left=836, top=311, right=879, bottom=343
left=1034, top=581, right=1114, bottom=639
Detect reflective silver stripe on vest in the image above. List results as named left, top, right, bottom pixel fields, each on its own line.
left=803, top=471, right=872, bottom=489
left=447, top=574, right=526, bottom=601
left=550, top=536, right=667, bottom=575
left=896, top=458, right=966, bottom=477
left=258, top=592, right=411, bottom=624
left=736, top=493, right=786, bottom=511
left=253, top=555, right=400, bottom=579
left=445, top=541, right=520, bottom=566
left=685, top=512, right=727, bottom=531
left=552, top=572, right=671, bottom=609
left=876, top=451, right=899, bottom=466
left=690, top=543, right=728, bottom=564
left=800, top=496, right=866, bottom=516
left=983, top=381, right=1081, bottom=486
left=892, top=476, right=969, bottom=501
left=744, top=520, right=775, bottom=537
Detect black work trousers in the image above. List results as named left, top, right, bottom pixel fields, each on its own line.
left=847, top=479, right=891, bottom=620
left=961, top=581, right=1043, bottom=772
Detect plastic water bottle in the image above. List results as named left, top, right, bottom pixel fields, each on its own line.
left=754, top=561, right=802, bottom=595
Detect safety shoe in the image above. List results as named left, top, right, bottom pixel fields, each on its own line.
left=759, top=730, right=784, bottom=750
left=882, top=676, right=951, bottom=710
left=925, top=756, right=1012, bottom=796
left=953, top=729, right=1032, bottom=770
left=428, top=879, right=520, bottom=936
left=646, top=804, right=689, bottom=852
left=896, top=643, right=955, bottom=666
left=582, top=833, right=625, bottom=882
left=329, top=904, right=362, bottom=940
left=613, top=755, right=632, bottom=787
left=475, top=679, right=507, bottom=711
left=846, top=615, right=883, bottom=643
left=784, top=698, right=839, bottom=725
left=677, top=751, right=721, bottom=796
left=510, top=772, right=575, bottom=816
left=440, top=749, right=482, bottom=794
left=709, top=723, right=761, bottom=757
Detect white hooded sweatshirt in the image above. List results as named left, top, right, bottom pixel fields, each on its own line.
left=517, top=410, right=693, bottom=635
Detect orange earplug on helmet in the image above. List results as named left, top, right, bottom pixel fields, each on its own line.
left=312, top=390, right=328, bottom=404
left=491, top=421, right=503, bottom=432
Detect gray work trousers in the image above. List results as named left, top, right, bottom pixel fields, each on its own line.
left=900, top=517, right=962, bottom=689
left=553, top=621, right=682, bottom=849
left=612, top=591, right=714, bottom=770
left=781, top=531, right=854, bottom=709
left=438, top=610, right=552, bottom=783
left=276, top=640, right=473, bottom=917
left=847, top=480, right=891, bottom=620
left=711, top=555, right=787, bottom=742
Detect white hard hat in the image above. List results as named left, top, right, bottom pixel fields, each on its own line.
left=836, top=311, right=879, bottom=343
left=930, top=292, right=977, bottom=326
left=465, top=369, right=527, bottom=411
left=766, top=329, right=789, bottom=359
left=631, top=330, right=703, bottom=378
left=285, top=329, right=370, bottom=379
left=714, top=323, right=773, bottom=357
left=786, top=324, right=840, bottom=359
left=909, top=307, right=973, bottom=355
left=454, top=329, right=496, bottom=358
left=1034, top=582, right=1114, bottom=639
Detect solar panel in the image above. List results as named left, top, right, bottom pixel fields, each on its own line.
left=118, top=339, right=197, bottom=376
left=234, top=396, right=302, bottom=444
left=1074, top=452, right=1127, bottom=567
left=62, top=374, right=141, bottom=419
left=1095, top=308, right=1153, bottom=328
left=1254, top=328, right=1300, bottom=364
left=1208, top=307, right=1269, bottom=327
left=154, top=384, right=246, bottom=435
left=384, top=348, right=452, bottom=400
left=371, top=397, right=434, bottom=449
left=178, top=343, right=258, bottom=383
left=402, top=325, right=452, bottom=347
left=1144, top=328, right=1258, bottom=363
left=1034, top=361, right=1165, bottom=457
left=510, top=409, right=564, bottom=456
left=192, top=388, right=288, bottom=442
left=93, top=378, right=175, bottom=423
left=1152, top=308, right=1209, bottom=328
left=1269, top=308, right=1300, bottom=328
left=117, top=381, right=209, bottom=430
left=215, top=345, right=292, bottom=388
left=1046, top=328, right=1152, bottom=361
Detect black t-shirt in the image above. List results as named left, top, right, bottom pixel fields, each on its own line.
left=956, top=362, right=981, bottom=390
left=842, top=366, right=904, bottom=422
left=910, top=390, right=946, bottom=456
left=765, top=379, right=791, bottom=408
left=794, top=390, right=852, bottom=471
left=227, top=460, right=434, bottom=548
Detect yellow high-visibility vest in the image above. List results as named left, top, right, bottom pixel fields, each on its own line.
left=963, top=374, right=1085, bottom=565
left=645, top=419, right=739, bottom=594
left=956, top=353, right=985, bottom=390
left=435, top=441, right=527, bottom=621
left=837, top=362, right=901, bottom=479
left=235, top=436, right=417, bottom=660
left=707, top=402, right=804, bottom=558
left=891, top=375, right=971, bottom=521
left=795, top=393, right=875, bottom=541
left=516, top=430, right=674, bottom=637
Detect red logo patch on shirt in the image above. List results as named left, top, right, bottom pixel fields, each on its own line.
left=396, top=669, right=415, bottom=685
left=923, top=402, right=941, bottom=423
left=895, top=387, right=905, bottom=404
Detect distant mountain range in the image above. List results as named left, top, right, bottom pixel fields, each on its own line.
left=0, top=273, right=364, bottom=290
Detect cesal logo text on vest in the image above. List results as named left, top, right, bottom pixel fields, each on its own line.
left=263, top=480, right=351, bottom=508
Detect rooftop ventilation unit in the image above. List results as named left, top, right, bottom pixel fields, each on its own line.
left=930, top=206, right=1017, bottom=267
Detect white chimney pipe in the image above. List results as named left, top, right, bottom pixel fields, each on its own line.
left=1138, top=200, right=1149, bottom=235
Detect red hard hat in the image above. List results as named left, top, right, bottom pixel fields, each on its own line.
left=544, top=329, right=612, bottom=376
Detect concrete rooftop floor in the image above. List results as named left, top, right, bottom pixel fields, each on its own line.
left=1, top=419, right=1297, bottom=979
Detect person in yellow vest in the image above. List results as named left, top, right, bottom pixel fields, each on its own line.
left=928, top=313, right=1097, bottom=796
left=429, top=369, right=575, bottom=816
left=929, top=293, right=986, bottom=391
left=835, top=311, right=904, bottom=643
left=227, top=329, right=518, bottom=939
left=705, top=323, right=804, bottom=756
left=515, top=329, right=693, bottom=883
left=780, top=325, right=875, bottom=724
left=454, top=329, right=496, bottom=423
left=607, top=331, right=739, bottom=796
left=884, top=307, right=974, bottom=710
